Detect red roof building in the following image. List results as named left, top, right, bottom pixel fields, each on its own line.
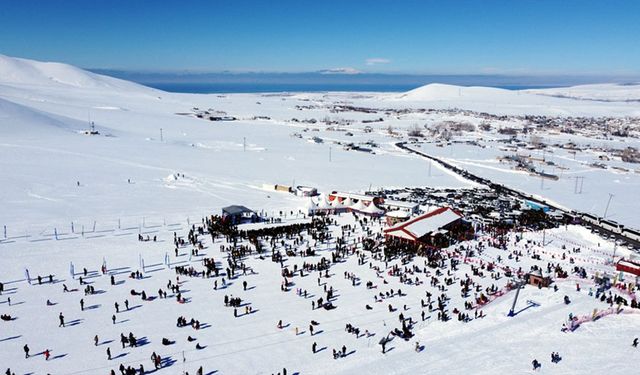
left=383, top=207, right=463, bottom=243
left=616, top=258, right=640, bottom=277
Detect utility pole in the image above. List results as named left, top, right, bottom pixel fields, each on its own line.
left=243, top=137, right=246, bottom=152
left=160, top=128, right=163, bottom=142
left=428, top=161, right=432, bottom=177
left=329, top=146, right=332, bottom=162
left=603, top=193, right=614, bottom=218
left=574, top=176, right=584, bottom=194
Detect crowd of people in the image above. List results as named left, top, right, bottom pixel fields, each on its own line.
left=2, top=209, right=639, bottom=374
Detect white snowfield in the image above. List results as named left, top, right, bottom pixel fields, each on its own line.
left=1, top=55, right=640, bottom=374
left=1, top=215, right=638, bottom=374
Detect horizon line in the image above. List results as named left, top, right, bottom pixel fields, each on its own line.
left=89, top=68, right=640, bottom=79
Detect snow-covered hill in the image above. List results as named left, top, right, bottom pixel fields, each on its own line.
left=526, top=83, right=640, bottom=102
left=397, top=83, right=523, bottom=101
left=387, top=83, right=640, bottom=117
left=0, top=96, right=88, bottom=136
left=1, top=55, right=640, bottom=228
left=0, top=54, right=157, bottom=93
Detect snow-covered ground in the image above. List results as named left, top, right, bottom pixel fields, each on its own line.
left=1, top=213, right=638, bottom=374
left=415, top=140, right=640, bottom=228
left=2, top=55, right=640, bottom=374
left=2, top=55, right=640, bottom=232
left=526, top=83, right=640, bottom=102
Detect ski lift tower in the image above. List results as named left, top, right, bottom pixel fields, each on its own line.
left=507, top=280, right=526, bottom=317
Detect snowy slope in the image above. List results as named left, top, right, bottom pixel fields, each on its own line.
left=0, top=55, right=639, bottom=375
left=0, top=55, right=472, bottom=231
left=0, top=215, right=637, bottom=375
left=1, top=55, right=640, bottom=229
left=388, top=83, right=640, bottom=117
left=398, top=83, right=525, bottom=101
left=0, top=54, right=157, bottom=93
left=0, top=96, right=88, bottom=136
left=527, top=83, right=640, bottom=102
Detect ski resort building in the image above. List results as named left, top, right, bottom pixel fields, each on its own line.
left=295, top=186, right=318, bottom=197
left=527, top=269, right=553, bottom=288
left=222, top=205, right=257, bottom=224
left=383, top=207, right=467, bottom=245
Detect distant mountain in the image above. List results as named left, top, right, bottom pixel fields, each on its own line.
left=393, top=82, right=640, bottom=104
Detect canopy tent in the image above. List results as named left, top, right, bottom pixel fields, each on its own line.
left=350, top=199, right=366, bottom=211
left=360, top=202, right=385, bottom=216
left=331, top=198, right=346, bottom=209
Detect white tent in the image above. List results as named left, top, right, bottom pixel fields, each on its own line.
left=361, top=202, right=385, bottom=216
left=304, top=197, right=318, bottom=214
left=350, top=199, right=366, bottom=211
left=315, top=195, right=332, bottom=210
left=330, top=197, right=346, bottom=209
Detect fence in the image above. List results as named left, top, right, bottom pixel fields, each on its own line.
left=0, top=211, right=211, bottom=245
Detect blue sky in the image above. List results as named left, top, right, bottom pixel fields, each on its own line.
left=1, top=0, right=639, bottom=75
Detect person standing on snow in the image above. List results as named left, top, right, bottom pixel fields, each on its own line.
left=532, top=359, right=541, bottom=370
